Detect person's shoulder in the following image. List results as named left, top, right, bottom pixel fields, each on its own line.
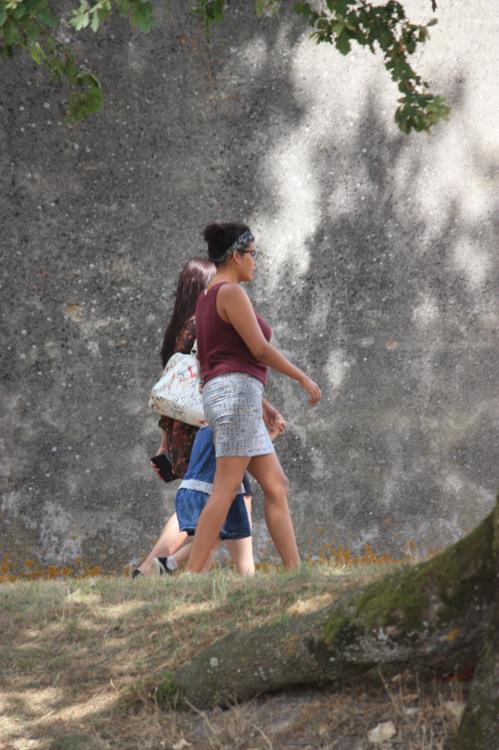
left=218, top=283, right=249, bottom=302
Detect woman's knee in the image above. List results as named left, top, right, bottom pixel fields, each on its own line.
left=264, top=472, right=289, bottom=502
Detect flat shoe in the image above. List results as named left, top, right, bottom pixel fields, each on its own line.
left=151, top=557, right=175, bottom=575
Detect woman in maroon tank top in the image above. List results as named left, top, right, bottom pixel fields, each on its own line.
left=186, top=222, right=321, bottom=573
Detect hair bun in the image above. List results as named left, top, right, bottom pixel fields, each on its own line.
left=203, top=223, right=226, bottom=243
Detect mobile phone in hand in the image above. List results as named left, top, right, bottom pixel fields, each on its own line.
left=150, top=454, right=177, bottom=483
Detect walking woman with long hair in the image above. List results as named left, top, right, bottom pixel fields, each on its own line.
left=186, top=222, right=321, bottom=573
left=134, top=257, right=215, bottom=577
left=156, top=257, right=216, bottom=478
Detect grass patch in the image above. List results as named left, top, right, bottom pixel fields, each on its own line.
left=0, top=562, right=462, bottom=749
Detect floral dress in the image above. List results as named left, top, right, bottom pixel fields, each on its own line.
left=158, top=317, right=198, bottom=478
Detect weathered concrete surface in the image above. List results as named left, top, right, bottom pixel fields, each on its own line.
left=1, top=1, right=498, bottom=575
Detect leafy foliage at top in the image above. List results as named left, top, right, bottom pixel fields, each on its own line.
left=194, top=0, right=449, bottom=133
left=0, top=0, right=153, bottom=121
left=0, top=0, right=449, bottom=132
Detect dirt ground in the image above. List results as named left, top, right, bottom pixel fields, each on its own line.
left=0, top=567, right=465, bottom=750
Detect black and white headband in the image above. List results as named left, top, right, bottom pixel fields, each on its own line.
left=218, top=230, right=255, bottom=262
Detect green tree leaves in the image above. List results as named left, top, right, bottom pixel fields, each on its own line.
left=3, top=17, right=23, bottom=44
left=0, top=0, right=449, bottom=131
left=297, top=0, right=450, bottom=132
left=129, top=0, right=153, bottom=33
left=0, top=0, right=102, bottom=120
left=194, top=0, right=450, bottom=134
left=69, top=0, right=153, bottom=35
left=0, top=0, right=152, bottom=121
left=191, top=0, right=225, bottom=36
left=395, top=93, right=449, bottom=134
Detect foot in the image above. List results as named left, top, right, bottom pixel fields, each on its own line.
left=151, top=557, right=176, bottom=576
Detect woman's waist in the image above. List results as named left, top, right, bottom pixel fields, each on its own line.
left=200, top=354, right=267, bottom=383
left=202, top=369, right=265, bottom=390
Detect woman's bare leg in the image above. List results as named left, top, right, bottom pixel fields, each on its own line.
left=172, top=539, right=193, bottom=567
left=225, top=537, right=255, bottom=575
left=186, top=456, right=249, bottom=573
left=225, top=494, right=255, bottom=575
left=138, top=513, right=188, bottom=575
left=202, top=540, right=220, bottom=572
left=248, top=453, right=299, bottom=569
left=243, top=494, right=252, bottom=524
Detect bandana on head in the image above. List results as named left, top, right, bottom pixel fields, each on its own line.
left=218, top=230, right=255, bottom=262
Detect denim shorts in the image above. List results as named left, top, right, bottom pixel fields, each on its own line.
left=176, top=487, right=251, bottom=540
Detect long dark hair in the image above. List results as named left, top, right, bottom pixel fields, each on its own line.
left=160, top=257, right=215, bottom=367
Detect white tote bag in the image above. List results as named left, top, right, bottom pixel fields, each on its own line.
left=149, top=342, right=206, bottom=427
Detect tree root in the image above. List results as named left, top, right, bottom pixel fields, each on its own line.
left=158, top=498, right=497, bottom=714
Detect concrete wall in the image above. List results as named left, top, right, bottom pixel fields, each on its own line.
left=1, top=1, right=498, bottom=576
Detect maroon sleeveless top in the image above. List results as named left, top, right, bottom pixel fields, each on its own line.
left=195, top=282, right=272, bottom=386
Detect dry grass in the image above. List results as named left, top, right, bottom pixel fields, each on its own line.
left=0, top=563, right=465, bottom=749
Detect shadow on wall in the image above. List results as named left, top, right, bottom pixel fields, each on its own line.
left=225, top=20, right=499, bottom=557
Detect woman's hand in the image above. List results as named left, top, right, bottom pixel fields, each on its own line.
left=268, top=413, right=286, bottom=440
left=263, top=400, right=286, bottom=439
left=262, top=400, right=283, bottom=430
left=300, top=375, right=321, bottom=405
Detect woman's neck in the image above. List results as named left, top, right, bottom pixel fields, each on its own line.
left=209, top=268, right=241, bottom=287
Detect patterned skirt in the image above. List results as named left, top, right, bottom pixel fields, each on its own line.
left=202, top=373, right=275, bottom=458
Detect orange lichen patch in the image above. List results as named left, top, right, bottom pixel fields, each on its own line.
left=310, top=542, right=403, bottom=569
left=0, top=541, right=407, bottom=585
left=84, top=565, right=103, bottom=577
left=445, top=628, right=461, bottom=642
left=0, top=560, right=108, bottom=584
left=47, top=565, right=73, bottom=579
left=0, top=554, right=11, bottom=575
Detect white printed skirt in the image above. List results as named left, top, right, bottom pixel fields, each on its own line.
left=202, top=373, right=275, bottom=458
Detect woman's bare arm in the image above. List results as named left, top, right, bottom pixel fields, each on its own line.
left=218, top=284, right=321, bottom=405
